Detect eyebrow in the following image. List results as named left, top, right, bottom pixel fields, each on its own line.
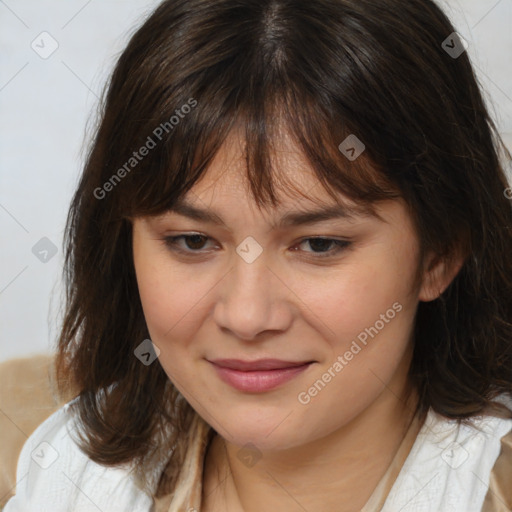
left=166, top=198, right=376, bottom=229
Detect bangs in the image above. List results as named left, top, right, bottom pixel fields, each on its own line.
left=114, top=84, right=401, bottom=221
left=92, top=0, right=404, bottom=222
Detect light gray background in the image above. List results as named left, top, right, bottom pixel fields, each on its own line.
left=1, top=0, right=512, bottom=363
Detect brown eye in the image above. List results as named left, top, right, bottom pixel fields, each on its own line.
left=294, top=238, right=351, bottom=258
left=162, top=233, right=215, bottom=254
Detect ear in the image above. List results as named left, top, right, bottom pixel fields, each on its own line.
left=418, top=249, right=466, bottom=302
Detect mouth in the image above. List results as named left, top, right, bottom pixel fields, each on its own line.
left=208, top=359, right=315, bottom=393
left=208, top=358, right=315, bottom=371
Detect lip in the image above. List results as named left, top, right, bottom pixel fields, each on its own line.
left=209, top=358, right=313, bottom=371
left=208, top=359, right=314, bottom=392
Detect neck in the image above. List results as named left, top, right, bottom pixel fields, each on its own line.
left=202, top=382, right=420, bottom=512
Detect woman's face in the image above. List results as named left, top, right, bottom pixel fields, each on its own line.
left=132, top=130, right=440, bottom=451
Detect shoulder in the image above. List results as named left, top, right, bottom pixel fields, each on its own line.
left=3, top=399, right=155, bottom=512
left=382, top=394, right=512, bottom=512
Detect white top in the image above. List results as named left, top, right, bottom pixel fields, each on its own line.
left=4, top=396, right=512, bottom=512
left=3, top=399, right=159, bottom=512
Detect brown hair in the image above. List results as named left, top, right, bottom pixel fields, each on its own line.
left=55, top=0, right=512, bottom=497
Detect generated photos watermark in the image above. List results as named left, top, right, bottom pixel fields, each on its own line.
left=298, top=301, right=403, bottom=405
left=93, top=97, right=198, bottom=200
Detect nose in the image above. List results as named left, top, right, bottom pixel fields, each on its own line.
left=213, top=249, right=293, bottom=340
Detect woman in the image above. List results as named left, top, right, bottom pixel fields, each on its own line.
left=5, top=0, right=512, bottom=511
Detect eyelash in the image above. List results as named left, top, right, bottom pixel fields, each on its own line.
left=161, top=233, right=351, bottom=259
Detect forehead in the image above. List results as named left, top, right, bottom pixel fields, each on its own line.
left=186, top=126, right=356, bottom=212
left=195, top=127, right=319, bottom=195
left=166, top=126, right=388, bottom=225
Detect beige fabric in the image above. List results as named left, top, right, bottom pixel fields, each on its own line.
left=481, top=428, right=512, bottom=512
left=0, top=354, right=75, bottom=509
left=153, top=413, right=214, bottom=512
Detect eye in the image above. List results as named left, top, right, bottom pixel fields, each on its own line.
left=162, top=233, right=351, bottom=259
left=293, top=237, right=351, bottom=258
left=162, top=233, right=215, bottom=254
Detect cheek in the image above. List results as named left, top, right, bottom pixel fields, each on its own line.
left=292, top=270, right=416, bottom=437
left=133, top=256, right=210, bottom=388
left=133, top=247, right=222, bottom=359
left=291, top=240, right=419, bottom=399
left=296, top=257, right=412, bottom=344
left=136, top=265, right=197, bottom=338
left=133, top=240, right=186, bottom=335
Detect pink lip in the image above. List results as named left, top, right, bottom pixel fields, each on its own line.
left=208, top=359, right=314, bottom=392
left=210, top=358, right=313, bottom=371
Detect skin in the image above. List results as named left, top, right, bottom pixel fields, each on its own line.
left=131, top=129, right=464, bottom=512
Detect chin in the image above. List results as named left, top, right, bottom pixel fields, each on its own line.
left=212, top=416, right=304, bottom=452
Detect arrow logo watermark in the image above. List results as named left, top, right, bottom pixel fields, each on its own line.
left=236, top=442, right=262, bottom=468
left=236, top=236, right=263, bottom=264
left=31, top=441, right=59, bottom=469
left=134, top=338, right=161, bottom=365
left=30, top=31, right=59, bottom=60
left=338, top=134, right=366, bottom=161
left=32, top=237, right=58, bottom=263
left=441, top=441, right=469, bottom=469
left=441, top=32, right=468, bottom=59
